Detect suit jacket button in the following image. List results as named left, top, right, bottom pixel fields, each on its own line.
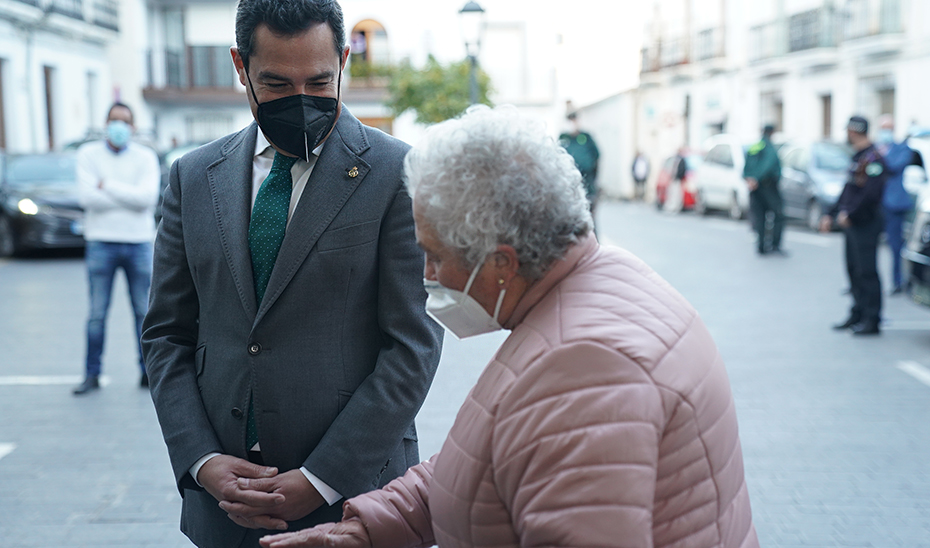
left=248, top=343, right=261, bottom=355
left=231, top=407, right=243, bottom=419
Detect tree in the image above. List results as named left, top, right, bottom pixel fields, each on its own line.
left=387, top=55, right=492, bottom=125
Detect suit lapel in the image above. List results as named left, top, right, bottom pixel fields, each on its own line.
left=256, top=110, right=372, bottom=324
left=207, top=123, right=259, bottom=320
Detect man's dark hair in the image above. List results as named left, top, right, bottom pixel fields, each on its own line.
left=762, top=124, right=775, bottom=137
left=107, top=102, right=133, bottom=124
left=236, top=0, right=345, bottom=71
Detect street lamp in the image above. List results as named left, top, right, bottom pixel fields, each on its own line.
left=459, top=1, right=486, bottom=105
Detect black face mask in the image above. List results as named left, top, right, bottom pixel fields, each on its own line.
left=245, top=70, right=340, bottom=161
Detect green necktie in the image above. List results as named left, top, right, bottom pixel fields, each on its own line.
left=246, top=151, right=298, bottom=449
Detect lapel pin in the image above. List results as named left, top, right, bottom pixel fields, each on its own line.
left=348, top=167, right=359, bottom=178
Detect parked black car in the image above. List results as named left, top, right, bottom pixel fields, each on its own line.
left=905, top=180, right=930, bottom=308
left=778, top=141, right=851, bottom=230
left=0, top=153, right=84, bottom=256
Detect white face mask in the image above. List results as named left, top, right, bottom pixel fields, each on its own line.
left=424, top=260, right=506, bottom=340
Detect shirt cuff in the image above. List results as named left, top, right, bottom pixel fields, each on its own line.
left=190, top=452, right=222, bottom=487
left=300, top=467, right=342, bottom=506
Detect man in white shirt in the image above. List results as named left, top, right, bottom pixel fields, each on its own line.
left=73, top=102, right=161, bottom=395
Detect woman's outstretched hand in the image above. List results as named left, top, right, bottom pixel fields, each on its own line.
left=260, top=518, right=372, bottom=548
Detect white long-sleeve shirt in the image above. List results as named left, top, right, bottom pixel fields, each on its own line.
left=76, top=140, right=161, bottom=243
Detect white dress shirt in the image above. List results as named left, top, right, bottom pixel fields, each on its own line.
left=189, top=129, right=342, bottom=506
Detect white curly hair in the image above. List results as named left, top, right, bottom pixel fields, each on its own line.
left=405, top=105, right=593, bottom=281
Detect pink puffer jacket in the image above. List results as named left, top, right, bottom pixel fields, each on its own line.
left=344, top=235, right=758, bottom=548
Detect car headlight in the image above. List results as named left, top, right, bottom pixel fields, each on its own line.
left=18, top=198, right=39, bottom=215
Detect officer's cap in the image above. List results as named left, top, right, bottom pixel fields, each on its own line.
left=847, top=115, right=869, bottom=135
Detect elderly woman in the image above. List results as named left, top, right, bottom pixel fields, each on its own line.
left=261, top=106, right=758, bottom=548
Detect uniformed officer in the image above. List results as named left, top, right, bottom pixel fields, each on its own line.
left=559, top=112, right=600, bottom=229
left=821, top=115, right=887, bottom=335
left=743, top=124, right=785, bottom=255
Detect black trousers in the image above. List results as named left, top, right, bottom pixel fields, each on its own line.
left=845, top=216, right=883, bottom=326
left=750, top=186, right=785, bottom=253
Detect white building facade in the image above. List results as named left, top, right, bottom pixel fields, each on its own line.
left=122, top=0, right=566, bottom=151
left=579, top=0, right=930, bottom=199
left=0, top=0, right=120, bottom=153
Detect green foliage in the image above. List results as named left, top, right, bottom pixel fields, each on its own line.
left=387, top=55, right=492, bottom=125
left=348, top=59, right=394, bottom=80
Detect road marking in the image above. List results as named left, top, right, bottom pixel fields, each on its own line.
left=882, top=321, right=930, bottom=331
left=897, top=361, right=930, bottom=388
left=784, top=231, right=832, bottom=247
left=0, top=375, right=111, bottom=386
left=0, top=443, right=15, bottom=461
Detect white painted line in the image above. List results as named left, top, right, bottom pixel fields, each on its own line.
left=882, top=321, right=930, bottom=331
left=897, top=361, right=930, bottom=388
left=0, top=443, right=15, bottom=461
left=784, top=231, right=832, bottom=248
left=0, top=375, right=111, bottom=386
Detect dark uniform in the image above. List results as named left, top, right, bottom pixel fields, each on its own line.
left=742, top=137, right=784, bottom=254
left=559, top=131, right=600, bottom=210
left=831, top=144, right=887, bottom=331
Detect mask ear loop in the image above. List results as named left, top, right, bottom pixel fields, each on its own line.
left=492, top=286, right=507, bottom=324
left=461, top=261, right=483, bottom=303
left=244, top=67, right=261, bottom=106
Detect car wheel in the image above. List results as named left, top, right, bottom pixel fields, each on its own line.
left=0, top=216, right=15, bottom=258
left=728, top=191, right=744, bottom=220
left=806, top=200, right=823, bottom=231
left=694, top=190, right=708, bottom=216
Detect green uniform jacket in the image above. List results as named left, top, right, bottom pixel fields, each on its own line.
left=742, top=138, right=781, bottom=187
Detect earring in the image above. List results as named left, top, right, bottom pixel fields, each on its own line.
left=498, top=279, right=505, bottom=285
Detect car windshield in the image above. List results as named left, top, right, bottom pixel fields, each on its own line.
left=813, top=144, right=850, bottom=171
left=5, top=155, right=77, bottom=187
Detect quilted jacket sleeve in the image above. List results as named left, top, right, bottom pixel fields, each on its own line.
left=491, top=342, right=665, bottom=548
left=342, top=458, right=437, bottom=548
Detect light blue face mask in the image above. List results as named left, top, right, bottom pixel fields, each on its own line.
left=878, top=129, right=895, bottom=145
left=106, top=120, right=132, bottom=149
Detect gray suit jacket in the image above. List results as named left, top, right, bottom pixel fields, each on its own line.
left=142, top=110, right=443, bottom=548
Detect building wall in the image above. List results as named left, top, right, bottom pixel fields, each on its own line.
left=0, top=11, right=114, bottom=153
left=624, top=0, right=930, bottom=202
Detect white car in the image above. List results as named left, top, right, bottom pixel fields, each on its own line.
left=693, top=134, right=750, bottom=220
left=904, top=134, right=930, bottom=199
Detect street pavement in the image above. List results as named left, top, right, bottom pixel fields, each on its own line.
left=1, top=200, right=929, bottom=547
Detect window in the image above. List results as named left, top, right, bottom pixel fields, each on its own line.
left=879, top=88, right=895, bottom=118
left=350, top=20, right=389, bottom=65
left=190, top=46, right=236, bottom=88
left=186, top=114, right=233, bottom=144
left=43, top=66, right=55, bottom=151
left=0, top=59, right=6, bottom=151
left=87, top=71, right=98, bottom=129
left=821, top=94, right=832, bottom=139
left=164, top=8, right=186, bottom=88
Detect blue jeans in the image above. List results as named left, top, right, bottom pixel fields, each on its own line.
left=884, top=208, right=907, bottom=289
left=84, top=241, right=153, bottom=378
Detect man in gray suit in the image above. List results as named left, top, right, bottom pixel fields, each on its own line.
left=141, top=1, right=443, bottom=546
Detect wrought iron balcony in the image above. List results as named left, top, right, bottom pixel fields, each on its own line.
left=788, top=7, right=839, bottom=52
left=145, top=46, right=243, bottom=105
left=694, top=27, right=724, bottom=62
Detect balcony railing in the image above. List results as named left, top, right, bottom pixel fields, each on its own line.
left=148, top=46, right=239, bottom=91
left=788, top=7, right=839, bottom=52
left=749, top=21, right=787, bottom=62
left=659, top=37, right=689, bottom=68
left=846, top=0, right=902, bottom=40
left=694, top=27, right=724, bottom=61
left=47, top=0, right=82, bottom=19
left=11, top=0, right=118, bottom=31
left=92, top=0, right=118, bottom=31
